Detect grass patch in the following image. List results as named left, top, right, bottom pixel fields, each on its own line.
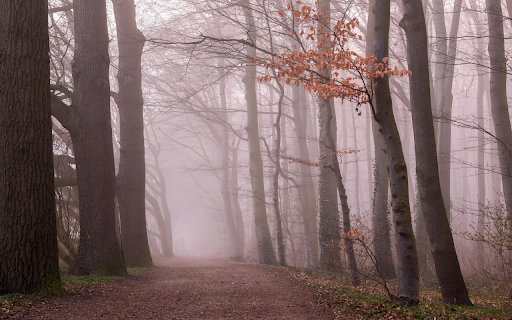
left=284, top=267, right=512, bottom=319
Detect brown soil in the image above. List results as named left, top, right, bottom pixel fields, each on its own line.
left=3, top=257, right=335, bottom=319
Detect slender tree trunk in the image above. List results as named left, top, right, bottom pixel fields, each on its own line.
left=112, top=0, right=152, bottom=268
left=272, top=78, right=286, bottom=266
left=366, top=0, right=396, bottom=280
left=373, top=0, right=418, bottom=304
left=486, top=0, right=512, bottom=240
left=351, top=108, right=361, bottom=219
left=472, top=5, right=486, bottom=268
left=230, top=141, right=245, bottom=259
left=324, top=101, right=360, bottom=285
left=432, top=0, right=447, bottom=138
left=0, top=0, right=64, bottom=295
left=241, top=0, right=277, bottom=265
left=400, top=0, right=471, bottom=305
left=437, top=0, right=463, bottom=220
left=292, top=84, right=319, bottom=268
left=317, top=0, right=343, bottom=272
left=219, top=59, right=243, bottom=261
left=71, top=0, right=127, bottom=276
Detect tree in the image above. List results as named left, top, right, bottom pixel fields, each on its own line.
left=372, top=0, right=418, bottom=304
left=486, top=0, right=512, bottom=241
left=366, top=0, right=396, bottom=280
left=241, top=0, right=277, bottom=265
left=399, top=0, right=472, bottom=305
left=316, top=0, right=343, bottom=273
left=0, top=0, right=64, bottom=295
left=112, top=0, right=153, bottom=268
left=70, top=0, right=127, bottom=275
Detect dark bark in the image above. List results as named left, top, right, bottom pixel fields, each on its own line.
left=399, top=0, right=471, bottom=305
left=0, top=0, right=64, bottom=295
left=112, top=0, right=153, bottom=268
left=373, top=0, right=418, bottom=304
left=71, top=0, right=127, bottom=276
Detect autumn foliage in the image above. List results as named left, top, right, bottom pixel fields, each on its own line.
left=254, top=1, right=410, bottom=105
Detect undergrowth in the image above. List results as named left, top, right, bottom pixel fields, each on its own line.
left=283, top=267, right=512, bottom=320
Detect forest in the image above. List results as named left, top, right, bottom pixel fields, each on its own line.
left=1, top=0, right=512, bottom=318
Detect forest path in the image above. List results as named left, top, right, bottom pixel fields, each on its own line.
left=8, top=257, right=335, bottom=319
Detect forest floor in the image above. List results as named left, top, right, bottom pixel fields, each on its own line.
left=0, top=257, right=335, bottom=319
left=1, top=257, right=511, bottom=319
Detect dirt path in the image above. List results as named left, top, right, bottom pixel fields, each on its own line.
left=5, top=257, right=335, bottom=319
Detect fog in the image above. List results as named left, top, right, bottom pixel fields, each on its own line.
left=45, top=0, right=512, bottom=295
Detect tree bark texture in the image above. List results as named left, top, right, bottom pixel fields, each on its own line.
left=241, top=0, right=277, bottom=265
left=112, top=0, right=153, bottom=268
left=373, top=0, right=418, bottom=304
left=365, top=3, right=396, bottom=279
left=71, top=0, right=127, bottom=276
left=486, top=0, right=512, bottom=239
left=317, top=0, right=342, bottom=272
left=0, top=0, right=64, bottom=295
left=400, top=0, right=471, bottom=305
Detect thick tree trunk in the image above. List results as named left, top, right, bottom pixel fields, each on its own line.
left=373, top=0, right=418, bottom=304
left=112, top=0, right=153, bottom=268
left=400, top=0, right=471, bottom=305
left=71, top=0, right=127, bottom=276
left=0, top=0, right=64, bottom=295
left=437, top=0, right=463, bottom=220
left=486, top=0, right=512, bottom=240
left=241, top=0, right=277, bottom=265
left=317, top=0, right=342, bottom=272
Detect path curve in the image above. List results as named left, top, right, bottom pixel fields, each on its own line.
left=7, top=257, right=335, bottom=319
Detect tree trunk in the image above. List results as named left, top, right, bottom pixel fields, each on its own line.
left=317, top=0, right=342, bottom=272
left=241, top=0, right=277, bottom=265
left=0, top=0, right=64, bottom=295
left=219, top=59, right=243, bottom=261
left=437, top=0, right=463, bottom=220
left=486, top=0, right=512, bottom=240
left=292, top=84, right=319, bottom=268
left=71, top=0, right=127, bottom=276
left=324, top=101, right=360, bottom=285
left=112, top=0, right=153, bottom=268
left=373, top=0, right=418, bottom=304
left=399, top=0, right=471, bottom=305
left=365, top=2, right=396, bottom=279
